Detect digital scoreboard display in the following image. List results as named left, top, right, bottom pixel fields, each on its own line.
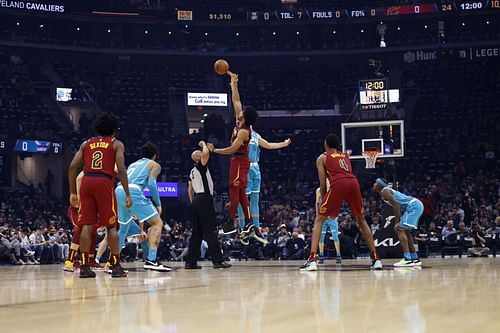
left=359, top=79, right=389, bottom=111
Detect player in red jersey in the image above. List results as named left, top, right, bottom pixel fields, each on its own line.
left=300, top=133, right=382, bottom=271
left=68, top=113, right=131, bottom=278
left=210, top=71, right=258, bottom=236
left=63, top=171, right=102, bottom=272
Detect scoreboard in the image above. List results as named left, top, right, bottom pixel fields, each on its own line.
left=0, top=139, right=63, bottom=154
left=244, top=1, right=498, bottom=21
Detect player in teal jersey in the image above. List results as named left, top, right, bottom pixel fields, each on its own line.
left=115, top=142, right=171, bottom=272
left=237, top=129, right=291, bottom=239
left=373, top=178, right=424, bottom=267
left=315, top=186, right=341, bottom=264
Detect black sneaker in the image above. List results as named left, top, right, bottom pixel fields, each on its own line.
left=222, top=220, right=237, bottom=235
left=79, top=265, right=96, bottom=278
left=111, top=264, right=128, bottom=278
left=240, top=222, right=255, bottom=238
left=336, top=256, right=342, bottom=264
left=144, top=260, right=172, bottom=272
left=185, top=263, right=202, bottom=269
left=213, top=262, right=232, bottom=269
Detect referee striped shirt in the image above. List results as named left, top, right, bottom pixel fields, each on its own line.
left=190, top=163, right=214, bottom=195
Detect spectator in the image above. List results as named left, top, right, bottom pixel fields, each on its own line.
left=414, top=224, right=429, bottom=258
left=468, top=224, right=490, bottom=257
left=276, top=226, right=290, bottom=259
left=442, top=220, right=457, bottom=237
left=286, top=232, right=306, bottom=260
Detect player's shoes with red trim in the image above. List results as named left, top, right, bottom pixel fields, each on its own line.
left=111, top=264, right=128, bottom=278
left=79, top=265, right=96, bottom=278
left=90, top=261, right=105, bottom=271
left=300, top=258, right=318, bottom=271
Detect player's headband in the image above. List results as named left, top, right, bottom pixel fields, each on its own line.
left=376, top=178, right=388, bottom=188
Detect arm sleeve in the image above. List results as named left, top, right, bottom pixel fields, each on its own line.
left=147, top=178, right=161, bottom=207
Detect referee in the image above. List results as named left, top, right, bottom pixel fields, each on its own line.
left=185, top=141, right=231, bottom=269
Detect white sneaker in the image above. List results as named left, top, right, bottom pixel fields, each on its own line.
left=412, top=259, right=422, bottom=266
left=393, top=259, right=413, bottom=267
left=372, top=259, right=383, bottom=270
left=299, top=259, right=318, bottom=271
left=26, top=250, right=35, bottom=256
left=144, top=260, right=172, bottom=272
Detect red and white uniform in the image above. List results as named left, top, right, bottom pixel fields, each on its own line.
left=229, top=124, right=251, bottom=189
left=78, top=136, right=118, bottom=227
left=319, top=150, right=364, bottom=218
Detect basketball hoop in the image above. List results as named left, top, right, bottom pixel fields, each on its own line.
left=362, top=150, right=379, bottom=169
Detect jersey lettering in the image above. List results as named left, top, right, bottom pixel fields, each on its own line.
left=339, top=158, right=349, bottom=172
left=91, top=151, right=103, bottom=169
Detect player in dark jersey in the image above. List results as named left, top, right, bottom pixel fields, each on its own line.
left=68, top=113, right=132, bottom=278
left=300, top=134, right=382, bottom=271
left=210, top=71, right=258, bottom=236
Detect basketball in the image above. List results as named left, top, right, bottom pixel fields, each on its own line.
left=214, top=59, right=229, bottom=75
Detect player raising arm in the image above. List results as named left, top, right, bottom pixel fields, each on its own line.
left=210, top=71, right=258, bottom=236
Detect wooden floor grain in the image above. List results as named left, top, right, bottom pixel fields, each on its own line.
left=1, top=258, right=499, bottom=333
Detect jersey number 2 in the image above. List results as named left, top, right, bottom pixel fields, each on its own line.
left=339, top=159, right=349, bottom=172
left=91, top=151, right=103, bottom=170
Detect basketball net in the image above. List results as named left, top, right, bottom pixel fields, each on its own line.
left=362, top=150, right=379, bottom=169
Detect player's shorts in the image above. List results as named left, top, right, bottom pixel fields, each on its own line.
left=246, top=163, right=261, bottom=194
left=400, top=199, right=424, bottom=230
left=229, top=156, right=250, bottom=189
left=321, top=218, right=339, bottom=243
left=322, top=218, right=339, bottom=235
left=67, top=206, right=79, bottom=230
left=79, top=175, right=117, bottom=227
left=115, top=184, right=159, bottom=224
left=319, top=177, right=363, bottom=218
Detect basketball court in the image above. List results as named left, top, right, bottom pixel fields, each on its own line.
left=1, top=258, right=499, bottom=333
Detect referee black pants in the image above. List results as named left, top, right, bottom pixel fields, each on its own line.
left=187, top=193, right=224, bottom=265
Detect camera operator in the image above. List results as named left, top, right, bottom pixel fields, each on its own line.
left=467, top=223, right=489, bottom=257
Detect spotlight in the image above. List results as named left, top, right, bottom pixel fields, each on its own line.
left=333, top=30, right=336, bottom=34
left=203, top=113, right=208, bottom=117
left=16, top=22, right=20, bottom=26
left=236, top=32, right=239, bottom=36
left=273, top=31, right=276, bottom=35
left=77, top=27, right=80, bottom=31
left=361, top=29, right=364, bottom=33
left=424, top=25, right=428, bottom=29
left=462, top=22, right=466, bottom=26
left=168, top=31, right=172, bottom=35
left=107, top=29, right=111, bottom=33
left=39, top=24, right=44, bottom=28
left=397, top=27, right=401, bottom=31
left=145, top=30, right=148, bottom=34
left=200, top=119, right=205, bottom=123
left=204, top=32, right=208, bottom=36
left=296, top=31, right=300, bottom=35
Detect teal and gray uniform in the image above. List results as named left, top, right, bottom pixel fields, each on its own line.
left=377, top=179, right=423, bottom=230
left=116, top=158, right=161, bottom=249
left=316, top=188, right=339, bottom=258
left=237, top=130, right=262, bottom=228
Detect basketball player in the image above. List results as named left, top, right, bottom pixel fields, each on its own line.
left=115, top=142, right=171, bottom=272
left=315, top=183, right=341, bottom=265
left=68, top=112, right=131, bottom=278
left=236, top=130, right=291, bottom=237
left=209, top=71, right=258, bottom=235
left=300, top=134, right=382, bottom=271
left=64, top=172, right=102, bottom=272
left=373, top=178, right=423, bottom=267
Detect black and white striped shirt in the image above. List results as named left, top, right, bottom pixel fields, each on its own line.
left=190, top=163, right=214, bottom=195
